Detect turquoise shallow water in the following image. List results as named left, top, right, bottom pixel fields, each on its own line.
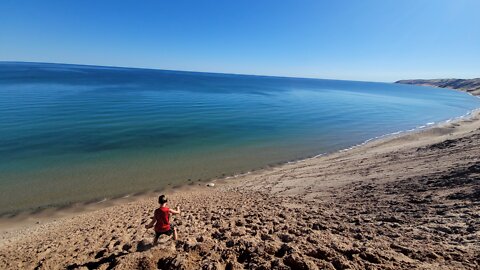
left=1, top=62, right=480, bottom=214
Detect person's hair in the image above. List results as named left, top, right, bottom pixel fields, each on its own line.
left=158, top=195, right=168, bottom=204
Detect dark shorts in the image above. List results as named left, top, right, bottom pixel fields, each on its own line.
left=155, top=225, right=175, bottom=237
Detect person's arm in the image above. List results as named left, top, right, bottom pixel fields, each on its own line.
left=145, top=214, right=156, bottom=228
left=169, top=206, right=181, bottom=215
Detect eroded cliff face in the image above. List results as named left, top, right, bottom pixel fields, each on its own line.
left=396, top=78, right=480, bottom=95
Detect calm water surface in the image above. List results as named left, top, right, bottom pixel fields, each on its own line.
left=1, top=62, right=480, bottom=214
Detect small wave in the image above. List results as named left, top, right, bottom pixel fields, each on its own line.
left=96, top=198, right=108, bottom=204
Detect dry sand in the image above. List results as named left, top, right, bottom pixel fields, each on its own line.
left=1, top=110, right=479, bottom=269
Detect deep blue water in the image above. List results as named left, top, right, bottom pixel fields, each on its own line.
left=1, top=62, right=480, bottom=214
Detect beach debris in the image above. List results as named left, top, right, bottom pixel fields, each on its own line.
left=206, top=183, right=215, bottom=187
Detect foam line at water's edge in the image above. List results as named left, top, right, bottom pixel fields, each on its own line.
left=220, top=105, right=480, bottom=179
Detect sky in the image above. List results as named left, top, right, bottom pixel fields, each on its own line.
left=0, top=0, right=479, bottom=82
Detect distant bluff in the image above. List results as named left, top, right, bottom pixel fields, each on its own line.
left=396, top=78, right=480, bottom=96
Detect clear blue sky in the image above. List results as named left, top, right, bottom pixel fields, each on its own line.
left=0, top=0, right=479, bottom=82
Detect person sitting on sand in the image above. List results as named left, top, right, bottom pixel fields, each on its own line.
left=145, top=195, right=181, bottom=244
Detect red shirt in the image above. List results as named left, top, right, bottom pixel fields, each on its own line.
left=154, top=207, right=170, bottom=232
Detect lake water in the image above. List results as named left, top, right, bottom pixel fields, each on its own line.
left=1, top=62, right=480, bottom=214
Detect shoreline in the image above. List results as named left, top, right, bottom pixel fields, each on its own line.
left=2, top=107, right=479, bottom=234
left=1, top=112, right=479, bottom=268
left=0, top=107, right=480, bottom=230
left=3, top=63, right=480, bottom=217
left=1, top=91, right=479, bottom=268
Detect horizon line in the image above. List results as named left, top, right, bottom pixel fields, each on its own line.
left=0, top=60, right=401, bottom=84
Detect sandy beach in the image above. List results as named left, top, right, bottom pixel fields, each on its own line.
left=1, top=107, right=479, bottom=269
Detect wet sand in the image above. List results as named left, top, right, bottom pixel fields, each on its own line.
left=1, top=110, right=479, bottom=269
